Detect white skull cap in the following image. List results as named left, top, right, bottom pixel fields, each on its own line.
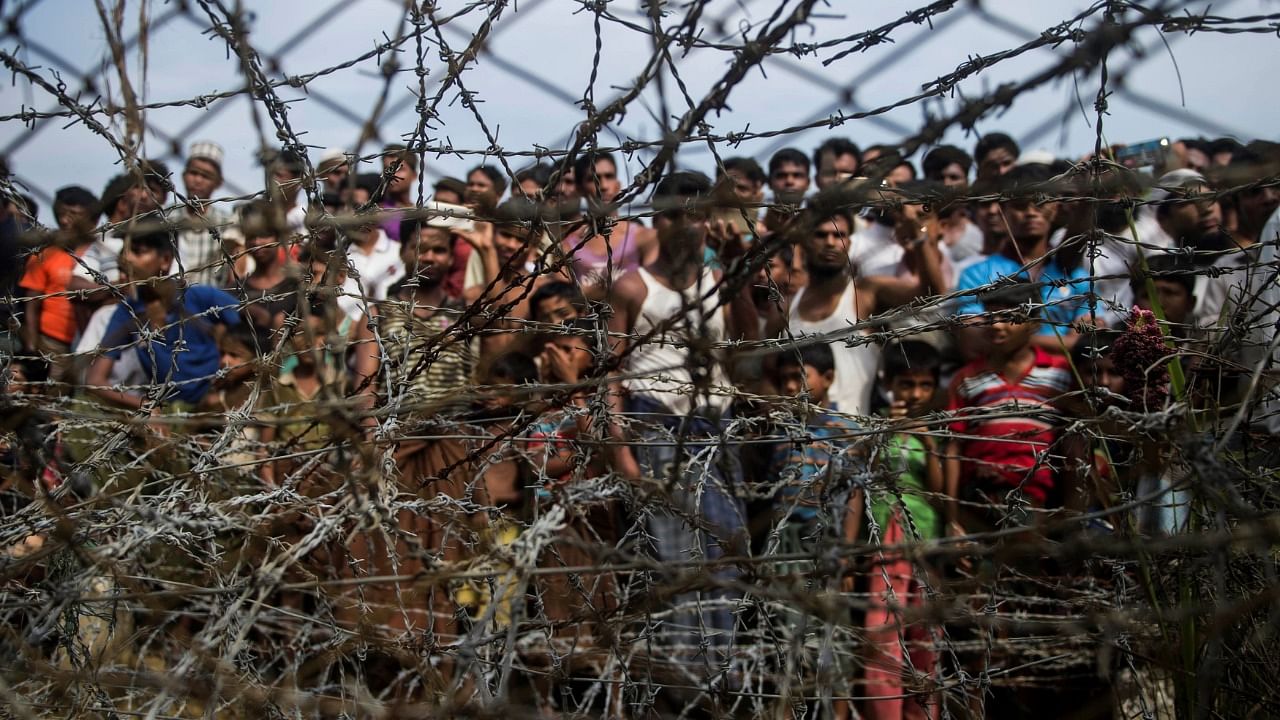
left=187, top=141, right=224, bottom=172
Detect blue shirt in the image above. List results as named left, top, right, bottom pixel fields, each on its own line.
left=103, top=285, right=241, bottom=404
left=770, top=411, right=861, bottom=521
left=954, top=253, right=1093, bottom=336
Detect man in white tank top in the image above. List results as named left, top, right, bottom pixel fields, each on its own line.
left=769, top=201, right=947, bottom=417
left=605, top=171, right=759, bottom=663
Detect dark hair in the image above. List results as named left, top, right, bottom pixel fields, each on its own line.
left=1179, top=137, right=1210, bottom=156
left=768, top=148, right=810, bottom=175
left=1228, top=141, right=1280, bottom=180
left=382, top=143, right=419, bottom=173
left=860, top=145, right=907, bottom=178
left=653, top=171, right=713, bottom=216
left=564, top=317, right=606, bottom=355
left=894, top=179, right=947, bottom=204
left=804, top=193, right=857, bottom=235
left=492, top=197, right=551, bottom=239
left=776, top=342, right=836, bottom=376
left=353, top=172, right=383, bottom=200
left=530, top=281, right=583, bottom=321
left=1070, top=328, right=1121, bottom=369
left=980, top=280, right=1040, bottom=315
left=97, top=159, right=170, bottom=218
left=720, top=156, right=766, bottom=185
left=765, top=235, right=794, bottom=268
left=997, top=162, right=1057, bottom=199
left=572, top=151, right=617, bottom=188
left=1131, top=254, right=1197, bottom=298
left=922, top=145, right=973, bottom=180
left=434, top=176, right=467, bottom=200
left=974, top=132, right=1020, bottom=163
left=653, top=170, right=713, bottom=203
left=515, top=163, right=554, bottom=188
left=222, top=321, right=264, bottom=357
left=864, top=144, right=897, bottom=159
left=238, top=200, right=282, bottom=240
left=397, top=216, right=452, bottom=246
left=298, top=239, right=348, bottom=268
left=881, top=340, right=942, bottom=382
left=469, top=164, right=508, bottom=195
left=99, top=174, right=131, bottom=218
left=54, top=185, right=97, bottom=210
left=487, top=351, right=539, bottom=386
left=812, top=138, right=861, bottom=172
left=305, top=218, right=346, bottom=253
left=1209, top=137, right=1243, bottom=160
left=271, top=148, right=305, bottom=177
left=124, top=228, right=176, bottom=256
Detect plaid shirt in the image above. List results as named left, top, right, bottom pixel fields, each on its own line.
left=169, top=205, right=236, bottom=287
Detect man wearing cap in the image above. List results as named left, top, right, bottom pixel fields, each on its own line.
left=318, top=148, right=351, bottom=202
left=169, top=141, right=240, bottom=286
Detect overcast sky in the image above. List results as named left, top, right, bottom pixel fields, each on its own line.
left=2, top=0, right=1277, bottom=222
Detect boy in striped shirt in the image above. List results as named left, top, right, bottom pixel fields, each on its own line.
left=944, top=282, right=1074, bottom=532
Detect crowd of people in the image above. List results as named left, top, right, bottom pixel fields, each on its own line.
left=0, top=129, right=1278, bottom=716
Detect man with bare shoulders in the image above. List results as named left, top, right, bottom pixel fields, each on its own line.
left=769, top=201, right=945, bottom=417
left=562, top=151, right=657, bottom=293
left=605, top=170, right=758, bottom=662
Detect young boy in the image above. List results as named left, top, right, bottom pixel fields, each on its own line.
left=944, top=282, right=1074, bottom=531
left=771, top=343, right=862, bottom=532
left=85, top=229, right=242, bottom=411
left=850, top=340, right=945, bottom=720
left=768, top=342, right=863, bottom=718
left=529, top=280, right=584, bottom=327
left=203, top=322, right=263, bottom=414
left=259, top=301, right=351, bottom=486
left=849, top=340, right=944, bottom=542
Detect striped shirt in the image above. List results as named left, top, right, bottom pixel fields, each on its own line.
left=947, top=347, right=1072, bottom=503
left=376, top=285, right=475, bottom=414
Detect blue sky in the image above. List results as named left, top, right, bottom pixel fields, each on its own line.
left=2, top=0, right=1277, bottom=222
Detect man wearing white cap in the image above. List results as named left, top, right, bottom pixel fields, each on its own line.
left=171, top=141, right=240, bottom=285
left=318, top=148, right=350, bottom=200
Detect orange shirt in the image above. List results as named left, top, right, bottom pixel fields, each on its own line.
left=19, top=246, right=81, bottom=344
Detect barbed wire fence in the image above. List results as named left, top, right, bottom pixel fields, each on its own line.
left=1, top=0, right=1279, bottom=718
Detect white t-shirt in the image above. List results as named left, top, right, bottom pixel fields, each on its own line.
left=74, top=302, right=145, bottom=387
left=345, top=229, right=404, bottom=302
left=848, top=221, right=903, bottom=278
left=1244, top=208, right=1280, bottom=432
left=73, top=234, right=123, bottom=284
